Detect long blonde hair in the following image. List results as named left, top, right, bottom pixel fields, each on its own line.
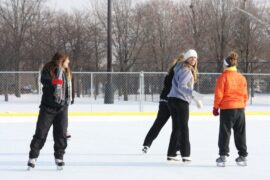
left=168, top=53, right=184, bottom=72
left=171, top=52, right=198, bottom=82
left=183, top=60, right=198, bottom=82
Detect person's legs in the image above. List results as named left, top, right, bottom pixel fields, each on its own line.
left=218, top=110, right=233, bottom=156
left=167, top=99, right=180, bottom=157
left=177, top=102, right=190, bottom=157
left=143, top=102, right=170, bottom=147
left=233, top=109, right=248, bottom=157
left=29, top=107, right=56, bottom=159
left=53, top=106, right=68, bottom=160
left=167, top=99, right=189, bottom=158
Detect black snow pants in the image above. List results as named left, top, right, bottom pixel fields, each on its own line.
left=29, top=105, right=68, bottom=160
left=167, top=97, right=190, bottom=157
left=218, top=109, right=248, bottom=157
left=143, top=101, right=171, bottom=147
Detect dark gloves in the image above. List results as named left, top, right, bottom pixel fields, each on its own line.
left=71, top=99, right=74, bottom=105
left=213, top=107, right=219, bottom=116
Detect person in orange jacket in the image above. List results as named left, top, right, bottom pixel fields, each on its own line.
left=213, top=51, right=248, bottom=167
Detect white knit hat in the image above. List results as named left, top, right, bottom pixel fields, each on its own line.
left=184, top=49, right=198, bottom=61
left=223, top=58, right=229, bottom=67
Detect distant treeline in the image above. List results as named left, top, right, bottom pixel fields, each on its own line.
left=0, top=0, right=269, bottom=73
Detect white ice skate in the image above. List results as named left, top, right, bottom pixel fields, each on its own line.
left=235, top=156, right=247, bottom=167
left=216, top=156, right=226, bottom=167
left=27, top=158, right=36, bottom=170
left=66, top=131, right=71, bottom=140
left=167, top=155, right=181, bottom=162
left=55, top=159, right=65, bottom=170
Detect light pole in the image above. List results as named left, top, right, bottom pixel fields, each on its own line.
left=107, top=0, right=112, bottom=73
left=104, top=0, right=114, bottom=104
left=235, top=7, right=270, bottom=35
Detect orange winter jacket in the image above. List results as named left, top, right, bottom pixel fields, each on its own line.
left=214, top=67, right=248, bottom=109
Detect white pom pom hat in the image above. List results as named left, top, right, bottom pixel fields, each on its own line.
left=184, top=49, right=198, bottom=61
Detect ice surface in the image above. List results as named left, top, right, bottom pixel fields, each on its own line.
left=0, top=115, right=270, bottom=180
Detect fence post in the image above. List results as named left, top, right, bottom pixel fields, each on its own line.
left=90, top=72, right=94, bottom=112
left=4, top=74, right=8, bottom=102
left=38, top=71, right=42, bottom=95
left=247, top=74, right=254, bottom=105
left=139, top=71, right=144, bottom=112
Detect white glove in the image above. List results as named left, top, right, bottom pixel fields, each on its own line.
left=192, top=96, right=203, bottom=109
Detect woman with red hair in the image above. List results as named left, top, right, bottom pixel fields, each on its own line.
left=214, top=51, right=248, bottom=167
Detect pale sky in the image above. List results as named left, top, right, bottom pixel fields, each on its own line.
left=46, top=0, right=269, bottom=12
left=45, top=0, right=90, bottom=11
left=45, top=0, right=146, bottom=12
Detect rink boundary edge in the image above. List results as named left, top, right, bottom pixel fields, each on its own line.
left=0, top=111, right=270, bottom=117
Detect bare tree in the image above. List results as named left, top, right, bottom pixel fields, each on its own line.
left=203, top=0, right=236, bottom=72
left=138, top=0, right=185, bottom=72
left=0, top=0, right=44, bottom=97
left=232, top=0, right=269, bottom=73
left=180, top=0, right=212, bottom=70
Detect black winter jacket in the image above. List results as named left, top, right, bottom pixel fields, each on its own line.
left=40, top=67, right=70, bottom=108
left=159, top=65, right=175, bottom=100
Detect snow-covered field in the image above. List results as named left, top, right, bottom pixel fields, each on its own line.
left=0, top=94, right=269, bottom=180
left=0, top=93, right=269, bottom=113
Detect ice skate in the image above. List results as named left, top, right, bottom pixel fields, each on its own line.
left=142, top=146, right=149, bottom=154
left=167, top=155, right=181, bottom=162
left=182, top=157, right=192, bottom=164
left=216, top=155, right=226, bottom=167
left=235, top=156, right=247, bottom=166
left=27, top=158, right=36, bottom=170
left=55, top=159, right=65, bottom=170
left=66, top=131, right=71, bottom=140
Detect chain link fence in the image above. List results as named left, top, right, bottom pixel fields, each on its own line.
left=0, top=71, right=270, bottom=111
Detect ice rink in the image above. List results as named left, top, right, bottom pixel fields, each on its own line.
left=1, top=112, right=270, bottom=180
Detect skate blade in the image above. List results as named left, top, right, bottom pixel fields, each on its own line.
left=167, top=159, right=182, bottom=164
left=182, top=161, right=191, bottom=165
left=237, top=161, right=247, bottom=167
left=167, top=161, right=182, bottom=165
left=27, top=166, right=34, bottom=171
left=142, top=151, right=147, bottom=154
left=217, top=162, right=226, bottom=167
left=57, top=166, right=63, bottom=170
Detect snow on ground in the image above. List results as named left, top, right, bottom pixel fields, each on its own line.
left=0, top=115, right=270, bottom=180
left=0, top=94, right=269, bottom=113
left=0, top=102, right=269, bottom=114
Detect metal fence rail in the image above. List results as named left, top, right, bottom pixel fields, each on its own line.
left=0, top=71, right=270, bottom=111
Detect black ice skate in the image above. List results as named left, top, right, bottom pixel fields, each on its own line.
left=235, top=156, right=247, bottom=166
left=216, top=155, right=226, bottom=167
left=142, top=146, right=149, bottom=154
left=55, top=159, right=65, bottom=170
left=27, top=158, right=36, bottom=170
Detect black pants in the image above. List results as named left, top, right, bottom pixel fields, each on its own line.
left=218, top=109, right=248, bottom=157
left=143, top=101, right=171, bottom=147
left=167, top=98, right=190, bottom=157
left=29, top=105, right=68, bottom=160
